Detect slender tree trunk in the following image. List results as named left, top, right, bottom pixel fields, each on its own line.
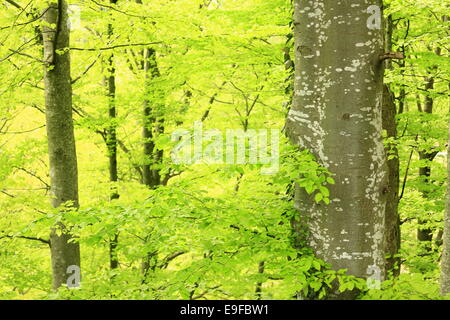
left=396, top=18, right=409, bottom=115
left=397, top=82, right=406, bottom=114
left=142, top=48, right=163, bottom=189
left=417, top=67, right=439, bottom=252
left=134, top=0, right=165, bottom=278
left=105, top=0, right=120, bottom=270
left=417, top=151, right=435, bottom=248
left=140, top=48, right=164, bottom=275
left=42, top=1, right=81, bottom=290
left=286, top=0, right=388, bottom=299
left=106, top=58, right=120, bottom=269
left=382, top=85, right=400, bottom=276
left=255, top=261, right=265, bottom=300
left=134, top=1, right=164, bottom=190
left=135, top=1, right=162, bottom=190
left=382, top=15, right=400, bottom=276
left=441, top=79, right=450, bottom=296
left=416, top=94, right=423, bottom=112
left=385, top=15, right=394, bottom=70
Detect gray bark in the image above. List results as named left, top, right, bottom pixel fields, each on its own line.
left=42, top=1, right=81, bottom=290
left=286, top=0, right=388, bottom=298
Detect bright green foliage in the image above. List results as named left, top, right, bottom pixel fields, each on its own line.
left=384, top=0, right=448, bottom=287
left=0, top=0, right=449, bottom=300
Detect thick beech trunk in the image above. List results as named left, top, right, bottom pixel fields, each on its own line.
left=286, top=0, right=388, bottom=298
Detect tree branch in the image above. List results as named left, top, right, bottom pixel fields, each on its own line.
left=70, top=42, right=163, bottom=52
left=379, top=52, right=405, bottom=61
left=0, top=234, right=50, bottom=246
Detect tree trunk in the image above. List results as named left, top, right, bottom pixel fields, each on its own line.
left=105, top=0, right=120, bottom=270
left=142, top=48, right=163, bottom=189
left=417, top=72, right=438, bottom=252
left=440, top=45, right=450, bottom=295
left=135, top=0, right=163, bottom=190
left=134, top=0, right=165, bottom=278
left=441, top=95, right=450, bottom=296
left=382, top=85, right=400, bottom=276
left=140, top=48, right=164, bottom=275
left=383, top=15, right=400, bottom=277
left=417, top=151, right=434, bottom=247
left=286, top=0, right=388, bottom=298
left=42, top=0, right=81, bottom=290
